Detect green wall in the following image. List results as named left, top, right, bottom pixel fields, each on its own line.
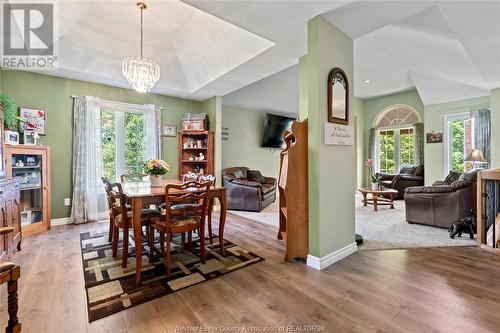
left=301, top=16, right=355, bottom=258
left=201, top=96, right=222, bottom=186
left=353, top=97, right=366, bottom=188
left=424, top=95, right=491, bottom=185
left=0, top=69, right=203, bottom=219
left=221, top=106, right=284, bottom=179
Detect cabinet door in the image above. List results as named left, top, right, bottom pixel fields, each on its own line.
left=11, top=195, right=21, bottom=248
left=4, top=200, right=13, bottom=255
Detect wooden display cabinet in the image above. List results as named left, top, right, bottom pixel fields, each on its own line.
left=5, top=145, right=51, bottom=236
left=178, top=131, right=214, bottom=179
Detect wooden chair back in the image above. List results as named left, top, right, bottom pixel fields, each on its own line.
left=164, top=181, right=211, bottom=229
left=198, top=174, right=216, bottom=186
left=101, top=177, right=113, bottom=209
left=182, top=172, right=199, bottom=183
left=107, top=182, right=129, bottom=225
left=120, top=173, right=149, bottom=183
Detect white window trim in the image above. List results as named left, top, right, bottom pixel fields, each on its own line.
left=443, top=112, right=474, bottom=176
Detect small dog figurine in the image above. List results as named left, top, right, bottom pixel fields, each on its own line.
left=448, top=210, right=477, bottom=239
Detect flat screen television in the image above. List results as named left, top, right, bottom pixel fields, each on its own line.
left=261, top=113, right=295, bottom=148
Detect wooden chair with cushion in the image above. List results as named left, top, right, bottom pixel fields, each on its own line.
left=0, top=227, right=21, bottom=333
left=149, top=181, right=211, bottom=275
left=106, top=182, right=161, bottom=268
left=101, top=177, right=116, bottom=243
left=198, top=174, right=216, bottom=244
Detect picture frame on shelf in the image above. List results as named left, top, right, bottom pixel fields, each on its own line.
left=162, top=124, right=177, bottom=137
left=23, top=131, right=39, bottom=145
left=4, top=130, right=19, bottom=145
left=19, top=107, right=47, bottom=135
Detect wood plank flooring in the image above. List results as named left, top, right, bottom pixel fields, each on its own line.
left=1, top=214, right=499, bottom=333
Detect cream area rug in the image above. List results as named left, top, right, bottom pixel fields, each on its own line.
left=355, top=194, right=477, bottom=250
left=229, top=201, right=279, bottom=227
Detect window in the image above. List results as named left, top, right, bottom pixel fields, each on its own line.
left=445, top=113, right=474, bottom=174
left=101, top=109, right=145, bottom=181
left=375, top=106, right=420, bottom=173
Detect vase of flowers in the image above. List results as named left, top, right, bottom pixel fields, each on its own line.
left=365, top=159, right=381, bottom=191
left=144, top=159, right=170, bottom=187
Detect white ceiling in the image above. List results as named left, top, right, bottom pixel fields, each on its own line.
left=3, top=1, right=499, bottom=109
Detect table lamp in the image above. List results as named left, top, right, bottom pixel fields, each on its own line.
left=464, top=149, right=487, bottom=169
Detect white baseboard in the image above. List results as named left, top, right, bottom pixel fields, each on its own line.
left=307, top=242, right=357, bottom=270
left=51, top=217, right=72, bottom=226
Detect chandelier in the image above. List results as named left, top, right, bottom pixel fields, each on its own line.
left=122, top=1, right=160, bottom=93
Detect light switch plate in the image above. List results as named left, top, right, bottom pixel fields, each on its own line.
left=64, top=198, right=71, bottom=206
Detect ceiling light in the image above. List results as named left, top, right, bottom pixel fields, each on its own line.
left=364, top=79, right=371, bottom=84
left=122, top=1, right=160, bottom=93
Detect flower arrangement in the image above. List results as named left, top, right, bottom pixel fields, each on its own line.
left=144, top=159, right=170, bottom=176
left=365, top=159, right=381, bottom=188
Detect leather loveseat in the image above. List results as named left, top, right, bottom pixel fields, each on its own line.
left=222, top=167, right=277, bottom=212
left=404, top=171, right=477, bottom=228
left=376, top=165, right=424, bottom=199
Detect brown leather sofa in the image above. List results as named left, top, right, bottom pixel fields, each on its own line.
left=222, top=167, right=277, bottom=212
left=404, top=171, right=477, bottom=228
left=376, top=165, right=424, bottom=199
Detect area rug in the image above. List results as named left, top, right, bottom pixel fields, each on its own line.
left=355, top=194, right=477, bottom=250
left=80, top=231, right=264, bottom=322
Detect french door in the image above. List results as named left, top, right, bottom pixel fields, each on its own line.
left=377, top=127, right=415, bottom=174
left=445, top=113, right=474, bottom=174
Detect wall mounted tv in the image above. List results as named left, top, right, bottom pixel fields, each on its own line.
left=261, top=113, right=295, bottom=148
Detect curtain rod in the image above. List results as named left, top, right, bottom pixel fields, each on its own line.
left=70, top=95, right=163, bottom=110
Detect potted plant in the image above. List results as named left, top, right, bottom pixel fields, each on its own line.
left=365, top=159, right=381, bottom=191
left=0, top=93, right=25, bottom=143
left=144, top=159, right=170, bottom=187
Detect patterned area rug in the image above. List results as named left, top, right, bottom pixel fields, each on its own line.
left=80, top=231, right=264, bottom=322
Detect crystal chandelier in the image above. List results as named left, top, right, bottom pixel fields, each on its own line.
left=122, top=1, right=160, bottom=93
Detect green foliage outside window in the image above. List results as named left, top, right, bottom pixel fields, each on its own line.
left=378, top=128, right=416, bottom=174
left=101, top=110, right=116, bottom=181
left=379, top=130, right=395, bottom=174
left=450, top=120, right=465, bottom=173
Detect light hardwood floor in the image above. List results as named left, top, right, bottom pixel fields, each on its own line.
left=1, top=214, right=499, bottom=333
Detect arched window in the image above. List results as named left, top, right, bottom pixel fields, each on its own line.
left=374, top=105, right=421, bottom=174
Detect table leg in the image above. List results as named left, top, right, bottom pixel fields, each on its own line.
left=373, top=194, right=378, bottom=211
left=218, top=192, right=227, bottom=256
left=361, top=192, right=368, bottom=206
left=132, top=197, right=143, bottom=284
left=390, top=194, right=395, bottom=209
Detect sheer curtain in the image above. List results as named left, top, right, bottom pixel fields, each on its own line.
left=143, top=104, right=161, bottom=160
left=71, top=96, right=107, bottom=224
left=472, top=109, right=491, bottom=168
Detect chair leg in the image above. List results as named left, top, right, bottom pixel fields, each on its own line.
left=160, top=233, right=165, bottom=255
left=181, top=233, right=185, bottom=253
left=6, top=274, right=21, bottom=333
left=148, top=226, right=155, bottom=263
left=122, top=227, right=129, bottom=268
left=165, top=233, right=171, bottom=276
left=188, top=231, right=193, bottom=252
left=207, top=202, right=213, bottom=244
left=112, top=226, right=119, bottom=257
left=199, top=226, right=206, bottom=264
left=108, top=215, right=114, bottom=243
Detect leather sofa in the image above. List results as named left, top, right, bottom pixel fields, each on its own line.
left=404, top=171, right=477, bottom=228
left=376, top=165, right=424, bottom=199
left=222, top=167, right=277, bottom=212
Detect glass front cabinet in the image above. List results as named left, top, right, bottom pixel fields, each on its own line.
left=5, top=145, right=51, bottom=236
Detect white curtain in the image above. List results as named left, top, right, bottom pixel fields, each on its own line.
left=143, top=104, right=161, bottom=160
left=71, top=96, right=107, bottom=223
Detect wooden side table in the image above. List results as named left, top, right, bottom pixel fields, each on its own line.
left=358, top=188, right=398, bottom=211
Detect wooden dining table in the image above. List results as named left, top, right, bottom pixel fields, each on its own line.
left=121, top=179, right=227, bottom=283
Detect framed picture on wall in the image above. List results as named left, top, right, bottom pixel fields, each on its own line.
left=426, top=131, right=443, bottom=143
left=162, top=124, right=177, bottom=137
left=19, top=107, right=47, bottom=135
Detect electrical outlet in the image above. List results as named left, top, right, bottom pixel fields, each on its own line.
left=64, top=198, right=71, bottom=206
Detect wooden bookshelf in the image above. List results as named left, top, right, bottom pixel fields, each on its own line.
left=477, top=168, right=500, bottom=254
left=178, top=131, right=214, bottom=179
left=278, top=118, right=308, bottom=261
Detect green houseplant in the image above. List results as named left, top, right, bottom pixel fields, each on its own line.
left=0, top=93, right=23, bottom=131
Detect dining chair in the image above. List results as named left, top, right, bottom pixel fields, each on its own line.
left=0, top=227, right=21, bottom=333
left=149, top=181, right=211, bottom=275
left=120, top=173, right=149, bottom=183
left=107, top=182, right=162, bottom=268
left=182, top=172, right=199, bottom=183
left=198, top=175, right=216, bottom=244
left=101, top=177, right=115, bottom=243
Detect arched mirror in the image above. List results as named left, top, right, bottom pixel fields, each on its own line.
left=327, top=67, right=349, bottom=125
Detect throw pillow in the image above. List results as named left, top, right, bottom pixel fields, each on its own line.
left=399, top=165, right=416, bottom=175
left=459, top=170, right=478, bottom=182
left=247, top=170, right=266, bottom=184
left=444, top=171, right=461, bottom=185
